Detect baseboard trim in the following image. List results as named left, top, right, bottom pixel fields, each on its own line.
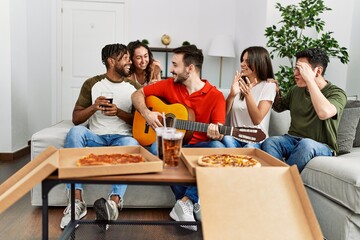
left=0, top=145, right=30, bottom=161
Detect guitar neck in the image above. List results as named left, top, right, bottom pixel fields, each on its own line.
left=174, top=119, right=232, bottom=135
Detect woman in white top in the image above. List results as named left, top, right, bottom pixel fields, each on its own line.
left=222, top=46, right=276, bottom=148
left=127, top=40, right=162, bottom=86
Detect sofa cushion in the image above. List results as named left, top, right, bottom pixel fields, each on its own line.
left=301, top=148, right=360, bottom=214
left=268, top=110, right=290, bottom=137
left=337, top=106, right=360, bottom=154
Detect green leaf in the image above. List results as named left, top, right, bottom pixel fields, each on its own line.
left=264, top=0, right=349, bottom=93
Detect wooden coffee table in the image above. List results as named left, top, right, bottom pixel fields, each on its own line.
left=41, top=160, right=197, bottom=240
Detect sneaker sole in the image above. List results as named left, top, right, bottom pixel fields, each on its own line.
left=59, top=209, right=87, bottom=230
left=170, top=208, right=197, bottom=231
left=93, top=198, right=110, bottom=231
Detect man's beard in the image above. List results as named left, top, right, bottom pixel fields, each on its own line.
left=115, top=66, right=130, bottom=77
left=173, top=71, right=189, bottom=83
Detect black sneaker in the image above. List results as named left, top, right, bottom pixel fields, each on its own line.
left=93, top=197, right=119, bottom=230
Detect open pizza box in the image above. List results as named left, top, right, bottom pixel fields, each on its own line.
left=56, top=146, right=163, bottom=178
left=0, top=145, right=162, bottom=214
left=0, top=146, right=58, bottom=214
left=196, top=166, right=323, bottom=240
left=181, top=148, right=288, bottom=176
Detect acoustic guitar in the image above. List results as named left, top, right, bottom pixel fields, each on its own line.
left=133, top=96, right=266, bottom=146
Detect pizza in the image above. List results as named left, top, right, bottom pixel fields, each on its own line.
left=198, top=154, right=261, bottom=167
left=77, top=153, right=145, bottom=166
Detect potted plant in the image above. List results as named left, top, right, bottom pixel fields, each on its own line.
left=141, top=39, right=149, bottom=45
left=182, top=41, right=191, bottom=46
left=264, top=0, right=349, bottom=94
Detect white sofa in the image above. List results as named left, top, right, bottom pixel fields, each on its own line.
left=31, top=104, right=360, bottom=240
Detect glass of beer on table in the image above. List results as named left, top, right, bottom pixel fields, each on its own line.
left=155, top=127, right=176, bottom=161
left=161, top=130, right=184, bottom=168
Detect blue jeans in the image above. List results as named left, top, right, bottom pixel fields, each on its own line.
left=261, top=134, right=333, bottom=172
left=222, top=135, right=261, bottom=149
left=169, top=140, right=225, bottom=204
left=64, top=125, right=140, bottom=199
left=171, top=185, right=198, bottom=203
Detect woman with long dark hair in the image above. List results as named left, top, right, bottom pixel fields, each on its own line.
left=127, top=40, right=162, bottom=86
left=222, top=46, right=277, bottom=147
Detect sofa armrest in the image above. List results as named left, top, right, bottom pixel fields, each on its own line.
left=31, top=120, right=74, bottom=159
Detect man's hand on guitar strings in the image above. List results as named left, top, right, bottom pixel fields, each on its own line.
left=207, top=123, right=224, bottom=141
left=144, top=110, right=163, bottom=129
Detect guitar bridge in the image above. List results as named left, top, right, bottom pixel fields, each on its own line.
left=236, top=134, right=256, bottom=142
left=239, top=127, right=258, bottom=133
left=144, top=122, right=150, bottom=134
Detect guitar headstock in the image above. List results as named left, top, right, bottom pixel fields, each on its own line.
left=232, top=126, right=266, bottom=143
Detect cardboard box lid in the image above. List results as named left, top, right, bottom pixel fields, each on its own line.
left=57, top=146, right=163, bottom=178
left=0, top=146, right=58, bottom=214
left=196, top=166, right=323, bottom=240
left=181, top=148, right=288, bottom=176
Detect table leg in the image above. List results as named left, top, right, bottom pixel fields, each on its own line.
left=71, top=183, right=75, bottom=221
left=42, top=179, right=60, bottom=240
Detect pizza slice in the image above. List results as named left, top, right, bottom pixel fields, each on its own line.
left=198, top=154, right=261, bottom=167
left=77, top=153, right=145, bottom=167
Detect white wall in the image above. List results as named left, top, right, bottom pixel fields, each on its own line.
left=321, top=0, right=353, bottom=90
left=27, top=0, right=52, bottom=136
left=10, top=0, right=29, bottom=152
left=198, top=0, right=238, bottom=89
left=127, top=0, right=238, bottom=89
left=347, top=0, right=360, bottom=98
left=232, top=0, right=269, bottom=88
left=0, top=0, right=12, bottom=152
left=1, top=0, right=359, bottom=153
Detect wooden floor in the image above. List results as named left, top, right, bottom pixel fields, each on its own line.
left=0, top=154, right=201, bottom=240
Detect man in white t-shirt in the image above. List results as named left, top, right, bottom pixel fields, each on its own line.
left=60, top=43, right=141, bottom=231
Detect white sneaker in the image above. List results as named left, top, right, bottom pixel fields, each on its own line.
left=170, top=200, right=197, bottom=231
left=60, top=199, right=87, bottom=229
left=93, top=197, right=121, bottom=230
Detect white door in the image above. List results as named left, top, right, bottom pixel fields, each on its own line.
left=60, top=0, right=126, bottom=120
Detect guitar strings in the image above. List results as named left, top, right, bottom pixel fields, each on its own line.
left=162, top=112, right=167, bottom=127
